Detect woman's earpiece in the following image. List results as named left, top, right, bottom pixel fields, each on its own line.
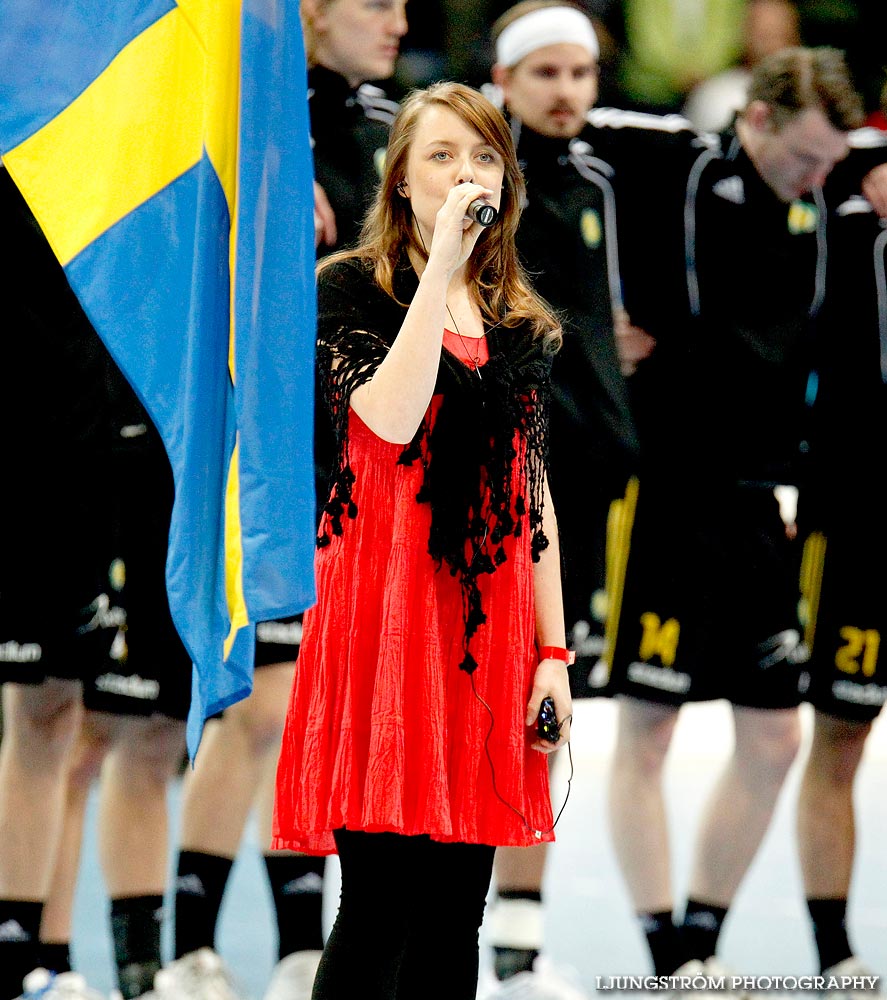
left=396, top=180, right=408, bottom=197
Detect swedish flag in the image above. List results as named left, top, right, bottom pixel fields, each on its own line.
left=0, top=1, right=317, bottom=753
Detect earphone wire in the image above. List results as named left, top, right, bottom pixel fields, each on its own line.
left=469, top=671, right=573, bottom=838
left=411, top=207, right=507, bottom=378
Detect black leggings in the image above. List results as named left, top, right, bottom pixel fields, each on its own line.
left=312, top=829, right=496, bottom=1000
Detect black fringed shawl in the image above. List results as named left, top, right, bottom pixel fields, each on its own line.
left=316, top=255, right=552, bottom=673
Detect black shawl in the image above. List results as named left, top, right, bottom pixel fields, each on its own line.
left=315, top=255, right=552, bottom=673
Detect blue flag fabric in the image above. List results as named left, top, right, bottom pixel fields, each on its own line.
left=0, top=1, right=317, bottom=755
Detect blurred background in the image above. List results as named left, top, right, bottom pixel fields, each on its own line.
left=386, top=0, right=887, bottom=128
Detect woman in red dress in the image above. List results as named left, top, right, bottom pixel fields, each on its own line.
left=274, top=81, right=573, bottom=1000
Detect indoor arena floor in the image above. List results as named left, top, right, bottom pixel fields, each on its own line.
left=71, top=699, right=887, bottom=997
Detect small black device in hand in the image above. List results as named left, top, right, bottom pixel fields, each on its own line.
left=537, top=696, right=560, bottom=743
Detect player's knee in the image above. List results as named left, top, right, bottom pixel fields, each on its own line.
left=813, top=715, right=871, bottom=784
left=116, top=717, right=186, bottom=786
left=245, top=711, right=286, bottom=756
left=5, top=684, right=82, bottom=763
left=817, top=743, right=865, bottom=786
left=232, top=699, right=287, bottom=756
left=614, top=701, right=676, bottom=777
left=738, top=713, right=801, bottom=778
left=67, top=728, right=114, bottom=789
left=613, top=729, right=672, bottom=781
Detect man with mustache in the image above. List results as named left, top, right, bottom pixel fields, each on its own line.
left=484, top=5, right=887, bottom=996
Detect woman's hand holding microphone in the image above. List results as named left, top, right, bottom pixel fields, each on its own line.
left=426, top=182, right=496, bottom=278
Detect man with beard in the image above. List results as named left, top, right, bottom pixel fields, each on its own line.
left=484, top=8, right=887, bottom=994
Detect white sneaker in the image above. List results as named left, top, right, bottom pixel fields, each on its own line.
left=663, top=959, right=713, bottom=1000
left=144, top=949, right=248, bottom=1000
left=822, top=957, right=882, bottom=1000
left=18, top=969, right=107, bottom=1000
left=477, top=954, right=590, bottom=999
left=263, top=950, right=322, bottom=1000
left=663, top=958, right=753, bottom=1000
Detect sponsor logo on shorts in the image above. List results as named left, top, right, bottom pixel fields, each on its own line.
left=0, top=640, right=42, bottom=663
left=78, top=594, right=126, bottom=635
left=832, top=679, right=887, bottom=707
left=257, top=620, right=303, bottom=646
left=569, top=619, right=605, bottom=658
left=757, top=629, right=802, bottom=669
left=627, top=661, right=691, bottom=694
left=587, top=660, right=610, bottom=690
left=110, top=630, right=128, bottom=664
left=94, top=672, right=160, bottom=701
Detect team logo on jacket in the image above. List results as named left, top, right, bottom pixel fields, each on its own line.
left=374, top=146, right=386, bottom=180
left=109, top=558, right=126, bottom=592
left=712, top=176, right=744, bottom=204
left=787, top=201, right=818, bottom=234
left=581, top=208, right=602, bottom=248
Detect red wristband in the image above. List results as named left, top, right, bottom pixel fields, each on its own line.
left=538, top=645, right=576, bottom=665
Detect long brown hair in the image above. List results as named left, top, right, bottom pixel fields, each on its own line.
left=320, top=82, right=562, bottom=351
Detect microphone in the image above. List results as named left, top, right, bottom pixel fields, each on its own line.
left=467, top=199, right=498, bottom=227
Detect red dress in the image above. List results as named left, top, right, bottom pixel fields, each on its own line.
left=272, top=332, right=554, bottom=854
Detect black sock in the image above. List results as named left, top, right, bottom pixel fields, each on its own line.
left=639, top=910, right=686, bottom=975
left=263, top=854, right=326, bottom=960
left=680, top=899, right=728, bottom=963
left=37, top=942, right=72, bottom=974
left=110, top=895, right=164, bottom=999
left=173, top=851, right=234, bottom=959
left=0, top=899, right=42, bottom=1000
left=807, top=897, right=853, bottom=972
left=492, top=890, right=541, bottom=981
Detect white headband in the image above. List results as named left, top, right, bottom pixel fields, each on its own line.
left=495, top=6, right=600, bottom=68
